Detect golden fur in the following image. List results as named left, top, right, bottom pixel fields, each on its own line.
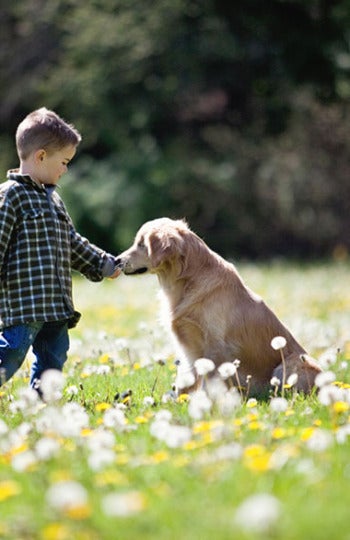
left=116, top=218, right=321, bottom=396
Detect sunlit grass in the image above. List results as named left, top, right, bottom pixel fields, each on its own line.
left=0, top=262, right=349, bottom=539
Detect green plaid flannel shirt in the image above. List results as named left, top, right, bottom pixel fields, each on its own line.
left=0, top=171, right=116, bottom=328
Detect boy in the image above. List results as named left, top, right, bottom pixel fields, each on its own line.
left=0, top=107, right=120, bottom=390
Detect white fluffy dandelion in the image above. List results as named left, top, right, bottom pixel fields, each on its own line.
left=218, top=362, right=237, bottom=380
left=188, top=390, right=212, bottom=420
left=46, top=480, right=88, bottom=512
left=235, top=493, right=282, bottom=533
left=271, top=336, right=287, bottom=350
left=102, top=491, right=145, bottom=517
left=194, top=358, right=215, bottom=376
left=40, top=369, right=65, bottom=403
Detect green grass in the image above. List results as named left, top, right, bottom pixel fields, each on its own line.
left=0, top=262, right=350, bottom=540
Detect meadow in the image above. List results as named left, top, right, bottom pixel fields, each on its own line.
left=0, top=261, right=350, bottom=540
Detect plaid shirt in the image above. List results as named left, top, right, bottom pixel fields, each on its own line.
left=0, top=171, right=116, bottom=328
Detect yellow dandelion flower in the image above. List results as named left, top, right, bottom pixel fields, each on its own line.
left=133, top=362, right=142, bottom=370
left=0, top=480, right=21, bottom=501
left=65, top=503, right=91, bottom=520
left=99, top=353, right=110, bottom=364
left=332, top=401, right=350, bottom=414
left=313, top=419, right=322, bottom=426
left=300, top=427, right=315, bottom=441
left=272, top=427, right=287, bottom=439
left=95, top=402, right=111, bottom=412
left=80, top=428, right=93, bottom=437
left=247, top=398, right=258, bottom=408
left=233, top=418, right=244, bottom=427
left=42, top=523, right=70, bottom=540
left=177, top=393, right=190, bottom=403
left=95, top=470, right=128, bottom=487
left=248, top=421, right=265, bottom=431
left=243, top=445, right=271, bottom=472
left=149, top=450, right=169, bottom=463
left=285, top=409, right=295, bottom=417
left=135, top=415, right=149, bottom=424
left=183, top=440, right=201, bottom=451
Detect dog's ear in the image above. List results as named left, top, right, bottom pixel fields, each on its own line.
left=146, top=230, right=183, bottom=268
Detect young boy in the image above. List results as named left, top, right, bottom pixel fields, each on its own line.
left=0, top=107, right=120, bottom=390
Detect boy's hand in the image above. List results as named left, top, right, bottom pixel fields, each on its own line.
left=109, top=266, right=122, bottom=279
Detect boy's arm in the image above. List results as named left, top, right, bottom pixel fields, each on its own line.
left=0, top=193, right=16, bottom=270
left=70, top=225, right=120, bottom=281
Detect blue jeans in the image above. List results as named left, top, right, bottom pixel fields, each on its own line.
left=0, top=321, right=69, bottom=388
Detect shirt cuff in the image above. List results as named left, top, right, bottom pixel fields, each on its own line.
left=101, top=256, right=118, bottom=277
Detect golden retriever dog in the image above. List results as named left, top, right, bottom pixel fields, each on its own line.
left=116, top=218, right=321, bottom=397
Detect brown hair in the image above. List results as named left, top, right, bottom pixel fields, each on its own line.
left=16, top=107, right=82, bottom=160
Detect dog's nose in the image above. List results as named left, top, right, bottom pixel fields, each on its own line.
left=114, top=257, right=124, bottom=269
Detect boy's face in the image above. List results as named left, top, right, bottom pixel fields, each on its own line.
left=34, top=145, right=77, bottom=185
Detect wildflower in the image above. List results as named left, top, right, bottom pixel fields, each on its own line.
left=315, top=371, right=336, bottom=388
left=246, top=398, right=258, bottom=409
left=46, top=480, right=88, bottom=515
left=65, top=385, right=79, bottom=397
left=88, top=448, right=116, bottom=471
left=271, top=336, right=287, bottom=350
left=40, top=369, right=65, bottom=403
left=143, top=396, right=155, bottom=407
left=235, top=493, right=282, bottom=533
left=270, top=376, right=280, bottom=388
left=35, top=437, right=60, bottom=461
left=218, top=362, right=237, bottom=379
left=11, top=450, right=37, bottom=472
left=217, top=388, right=241, bottom=416
left=188, top=390, right=212, bottom=420
left=287, top=373, right=298, bottom=387
left=175, top=363, right=196, bottom=391
left=102, top=490, right=146, bottom=517
left=103, top=407, right=128, bottom=431
left=270, top=397, right=288, bottom=413
left=0, top=480, right=21, bottom=501
left=194, top=358, right=215, bottom=376
left=318, top=384, right=344, bottom=406
left=305, top=429, right=333, bottom=452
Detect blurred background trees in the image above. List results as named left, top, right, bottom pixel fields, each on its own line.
left=1, top=0, right=350, bottom=258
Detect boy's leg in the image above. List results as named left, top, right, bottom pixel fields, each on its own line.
left=30, top=321, right=69, bottom=388
left=0, top=323, right=42, bottom=384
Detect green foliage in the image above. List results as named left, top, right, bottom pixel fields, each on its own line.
left=1, top=0, right=350, bottom=256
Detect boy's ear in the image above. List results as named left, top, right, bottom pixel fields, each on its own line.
left=34, top=149, right=46, bottom=162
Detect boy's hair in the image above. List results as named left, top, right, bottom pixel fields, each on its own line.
left=16, top=107, right=82, bottom=160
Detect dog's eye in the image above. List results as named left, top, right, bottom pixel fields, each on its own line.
left=137, top=240, right=146, bottom=249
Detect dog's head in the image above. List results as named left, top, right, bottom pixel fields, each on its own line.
left=116, top=218, right=189, bottom=275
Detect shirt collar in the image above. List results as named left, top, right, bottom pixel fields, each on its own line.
left=6, top=169, right=55, bottom=193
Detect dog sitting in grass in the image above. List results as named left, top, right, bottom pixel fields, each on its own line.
left=116, top=218, right=322, bottom=397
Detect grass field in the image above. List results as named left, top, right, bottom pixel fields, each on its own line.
left=0, top=261, right=350, bottom=540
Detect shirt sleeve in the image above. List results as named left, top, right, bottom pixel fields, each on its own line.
left=0, top=190, right=17, bottom=273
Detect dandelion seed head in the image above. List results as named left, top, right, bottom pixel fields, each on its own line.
left=188, top=390, right=212, bottom=420
left=40, top=369, right=65, bottom=403
left=270, top=397, right=288, bottom=413
left=287, top=373, right=298, bottom=387
left=270, top=376, right=281, bottom=388
left=315, top=371, right=336, bottom=388
left=46, top=481, right=88, bottom=512
left=235, top=493, right=282, bottom=533
left=218, top=362, right=237, bottom=380
left=194, top=358, right=215, bottom=376
left=102, top=490, right=146, bottom=517
left=271, top=336, right=287, bottom=350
